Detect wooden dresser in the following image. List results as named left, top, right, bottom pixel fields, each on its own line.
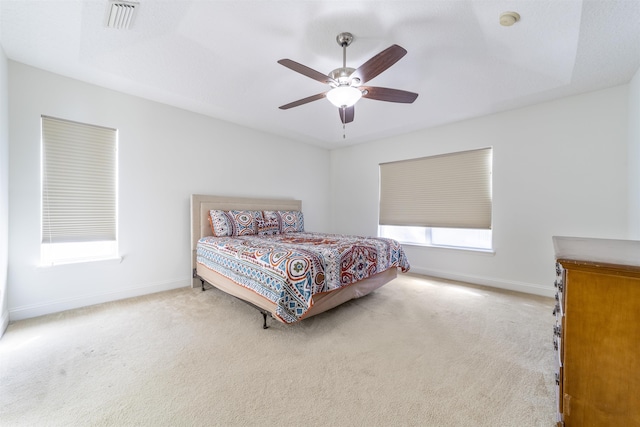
left=552, top=236, right=640, bottom=426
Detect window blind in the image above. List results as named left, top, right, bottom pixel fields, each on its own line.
left=42, top=116, right=117, bottom=243
left=379, top=147, right=492, bottom=229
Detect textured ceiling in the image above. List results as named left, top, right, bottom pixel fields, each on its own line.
left=1, top=1, right=639, bottom=148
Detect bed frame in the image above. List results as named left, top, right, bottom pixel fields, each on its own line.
left=190, top=194, right=397, bottom=328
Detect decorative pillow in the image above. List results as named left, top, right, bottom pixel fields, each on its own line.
left=209, top=210, right=232, bottom=237
left=257, top=218, right=280, bottom=236
left=228, top=210, right=262, bottom=236
left=209, top=210, right=262, bottom=236
left=278, top=210, right=304, bottom=233
left=262, top=210, right=279, bottom=224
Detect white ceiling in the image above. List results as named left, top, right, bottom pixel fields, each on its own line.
left=1, top=1, right=639, bottom=149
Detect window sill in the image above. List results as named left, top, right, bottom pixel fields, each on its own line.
left=39, top=256, right=123, bottom=268
left=398, top=242, right=495, bottom=255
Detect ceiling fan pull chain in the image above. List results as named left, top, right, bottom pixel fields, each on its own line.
left=342, top=107, right=346, bottom=139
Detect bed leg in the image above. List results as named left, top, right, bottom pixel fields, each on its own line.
left=200, top=279, right=205, bottom=292
left=261, top=311, right=269, bottom=329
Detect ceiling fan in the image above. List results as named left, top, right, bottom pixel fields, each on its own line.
left=278, top=32, right=419, bottom=125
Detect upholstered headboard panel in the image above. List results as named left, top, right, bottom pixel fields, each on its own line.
left=190, top=194, right=302, bottom=282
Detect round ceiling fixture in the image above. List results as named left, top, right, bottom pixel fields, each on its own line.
left=499, top=11, right=520, bottom=26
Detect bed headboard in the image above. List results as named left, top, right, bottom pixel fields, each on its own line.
left=190, top=194, right=302, bottom=285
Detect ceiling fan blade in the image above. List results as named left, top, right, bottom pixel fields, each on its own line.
left=361, top=86, right=418, bottom=103
left=279, top=92, right=327, bottom=110
left=278, top=59, right=334, bottom=85
left=339, top=106, right=355, bottom=124
left=351, top=44, right=407, bottom=84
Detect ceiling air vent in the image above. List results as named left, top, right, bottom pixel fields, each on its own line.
left=105, top=1, right=139, bottom=30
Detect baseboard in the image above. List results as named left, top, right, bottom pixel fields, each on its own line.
left=9, top=278, right=191, bottom=322
left=7, top=269, right=554, bottom=322
left=408, top=267, right=555, bottom=298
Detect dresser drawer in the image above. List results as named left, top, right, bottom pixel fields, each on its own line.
left=553, top=333, right=563, bottom=367
left=554, top=262, right=565, bottom=315
left=555, top=312, right=564, bottom=356
left=555, top=365, right=564, bottom=415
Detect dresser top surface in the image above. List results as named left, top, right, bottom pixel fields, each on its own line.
left=553, top=236, right=640, bottom=270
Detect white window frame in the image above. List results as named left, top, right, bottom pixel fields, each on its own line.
left=40, top=116, right=119, bottom=266
left=378, top=148, right=493, bottom=252
left=379, top=225, right=493, bottom=252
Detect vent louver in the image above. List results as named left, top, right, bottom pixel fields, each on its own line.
left=105, top=1, right=139, bottom=29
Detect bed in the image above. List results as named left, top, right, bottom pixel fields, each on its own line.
left=191, top=194, right=410, bottom=327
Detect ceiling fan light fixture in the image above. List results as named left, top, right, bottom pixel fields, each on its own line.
left=326, top=86, right=362, bottom=108
left=278, top=32, right=418, bottom=124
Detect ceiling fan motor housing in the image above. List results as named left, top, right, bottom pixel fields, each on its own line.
left=329, top=67, right=359, bottom=87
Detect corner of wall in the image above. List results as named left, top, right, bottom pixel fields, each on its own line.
left=0, top=17, right=10, bottom=337
left=629, top=67, right=640, bottom=240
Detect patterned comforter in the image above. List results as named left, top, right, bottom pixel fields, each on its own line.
left=196, top=232, right=410, bottom=323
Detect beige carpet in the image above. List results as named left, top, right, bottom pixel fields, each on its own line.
left=0, top=273, right=556, bottom=426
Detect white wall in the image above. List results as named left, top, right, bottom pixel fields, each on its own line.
left=330, top=86, right=629, bottom=296
left=8, top=62, right=331, bottom=320
left=0, top=15, right=10, bottom=335
left=6, top=58, right=636, bottom=321
left=629, top=67, right=640, bottom=239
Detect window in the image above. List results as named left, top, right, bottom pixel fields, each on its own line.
left=41, top=116, right=118, bottom=265
left=379, top=148, right=492, bottom=251
left=379, top=225, right=492, bottom=250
